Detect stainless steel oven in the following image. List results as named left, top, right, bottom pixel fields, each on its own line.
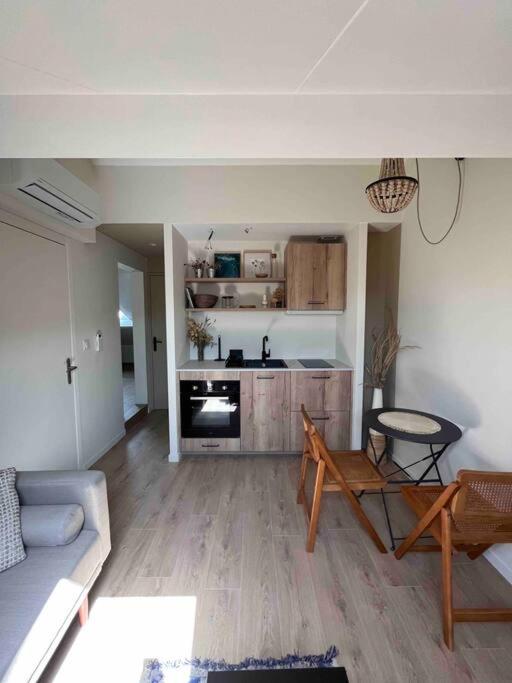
left=180, top=380, right=240, bottom=439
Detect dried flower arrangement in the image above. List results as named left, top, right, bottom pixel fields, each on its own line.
left=366, top=316, right=416, bottom=389
left=187, top=316, right=215, bottom=360
left=271, top=286, right=285, bottom=308
left=188, top=258, right=208, bottom=269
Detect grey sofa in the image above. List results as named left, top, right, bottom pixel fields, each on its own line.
left=0, top=471, right=111, bottom=683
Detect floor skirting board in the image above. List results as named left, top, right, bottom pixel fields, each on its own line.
left=82, top=430, right=126, bottom=470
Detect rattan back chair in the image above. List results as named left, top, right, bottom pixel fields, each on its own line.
left=297, top=405, right=387, bottom=553
left=395, top=470, right=512, bottom=649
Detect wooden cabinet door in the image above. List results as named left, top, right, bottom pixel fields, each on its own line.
left=286, top=242, right=314, bottom=310
left=291, top=371, right=352, bottom=412
left=245, top=372, right=290, bottom=452
left=326, top=243, right=346, bottom=310
left=286, top=241, right=346, bottom=311
left=290, top=411, right=350, bottom=452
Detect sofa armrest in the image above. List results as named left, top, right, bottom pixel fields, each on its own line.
left=15, top=470, right=111, bottom=560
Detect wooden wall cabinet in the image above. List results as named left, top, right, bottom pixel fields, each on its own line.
left=285, top=240, right=346, bottom=311
left=241, top=371, right=290, bottom=452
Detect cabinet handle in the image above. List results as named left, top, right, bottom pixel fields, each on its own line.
left=256, top=376, right=275, bottom=380
left=308, top=300, right=326, bottom=304
left=312, top=416, right=330, bottom=421
left=311, top=376, right=331, bottom=380
left=201, top=443, right=220, bottom=448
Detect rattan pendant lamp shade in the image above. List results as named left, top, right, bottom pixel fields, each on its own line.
left=366, top=158, right=418, bottom=213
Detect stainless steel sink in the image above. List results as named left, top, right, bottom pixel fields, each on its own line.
left=242, top=359, right=288, bottom=369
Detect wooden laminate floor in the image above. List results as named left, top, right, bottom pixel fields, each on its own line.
left=41, top=411, right=512, bottom=682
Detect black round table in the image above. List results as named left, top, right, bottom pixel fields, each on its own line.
left=363, top=408, right=462, bottom=549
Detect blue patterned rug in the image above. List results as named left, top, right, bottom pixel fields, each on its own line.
left=140, top=647, right=339, bottom=682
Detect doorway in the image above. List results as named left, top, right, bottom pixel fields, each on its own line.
left=0, top=219, right=79, bottom=470
left=118, top=263, right=148, bottom=423
left=149, top=273, right=168, bottom=409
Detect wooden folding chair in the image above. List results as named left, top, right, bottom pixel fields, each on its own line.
left=395, top=470, right=512, bottom=649
left=297, top=405, right=388, bottom=554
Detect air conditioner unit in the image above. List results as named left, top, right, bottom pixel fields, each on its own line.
left=0, top=160, right=100, bottom=228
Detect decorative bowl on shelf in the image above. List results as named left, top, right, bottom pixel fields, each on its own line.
left=193, top=293, right=218, bottom=308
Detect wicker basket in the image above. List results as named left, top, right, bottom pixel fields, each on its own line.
left=193, top=293, right=218, bottom=308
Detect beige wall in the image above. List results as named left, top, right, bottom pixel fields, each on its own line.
left=364, top=226, right=401, bottom=413
left=395, top=159, right=512, bottom=581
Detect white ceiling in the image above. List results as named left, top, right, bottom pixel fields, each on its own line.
left=98, top=223, right=164, bottom=256
left=1, top=1, right=510, bottom=95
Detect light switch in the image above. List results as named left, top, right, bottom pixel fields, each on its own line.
left=82, top=339, right=90, bottom=351
left=95, top=330, right=103, bottom=352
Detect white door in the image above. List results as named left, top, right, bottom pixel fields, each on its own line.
left=0, top=221, right=79, bottom=470
left=150, top=274, right=168, bottom=409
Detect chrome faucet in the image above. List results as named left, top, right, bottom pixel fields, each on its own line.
left=261, top=335, right=271, bottom=362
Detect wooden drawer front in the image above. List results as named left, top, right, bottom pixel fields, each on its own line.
left=290, top=411, right=350, bottom=452
left=181, top=437, right=241, bottom=452
left=179, top=371, right=240, bottom=381
left=290, top=371, right=351, bottom=412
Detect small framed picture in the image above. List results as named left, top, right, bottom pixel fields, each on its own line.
left=214, top=251, right=241, bottom=278
left=243, top=250, right=272, bottom=278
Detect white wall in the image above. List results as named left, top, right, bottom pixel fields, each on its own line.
left=68, top=232, right=147, bottom=468
left=336, top=224, right=368, bottom=449
left=165, top=225, right=188, bottom=461
left=395, top=159, right=512, bottom=582
left=97, top=164, right=386, bottom=224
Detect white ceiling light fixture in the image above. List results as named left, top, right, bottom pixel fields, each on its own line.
left=365, top=158, right=418, bottom=214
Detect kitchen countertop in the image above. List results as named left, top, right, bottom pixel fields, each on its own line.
left=177, top=359, right=353, bottom=372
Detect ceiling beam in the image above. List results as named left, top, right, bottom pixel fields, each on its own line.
left=1, top=94, right=511, bottom=158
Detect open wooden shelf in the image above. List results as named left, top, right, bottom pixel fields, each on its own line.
left=185, top=277, right=286, bottom=284
left=187, top=307, right=288, bottom=312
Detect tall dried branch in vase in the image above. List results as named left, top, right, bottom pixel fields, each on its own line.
left=366, top=316, right=417, bottom=390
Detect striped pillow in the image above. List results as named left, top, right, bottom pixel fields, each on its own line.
left=0, top=467, right=26, bottom=572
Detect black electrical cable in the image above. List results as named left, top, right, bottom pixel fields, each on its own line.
left=415, top=158, right=464, bottom=245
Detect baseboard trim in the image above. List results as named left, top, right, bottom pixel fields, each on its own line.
left=83, top=429, right=126, bottom=470
left=485, top=548, right=512, bottom=585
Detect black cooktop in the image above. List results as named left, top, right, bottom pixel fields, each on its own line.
left=299, top=359, right=333, bottom=368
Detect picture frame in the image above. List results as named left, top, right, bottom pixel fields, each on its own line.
left=243, top=250, right=272, bottom=278
left=214, top=251, right=241, bottom=278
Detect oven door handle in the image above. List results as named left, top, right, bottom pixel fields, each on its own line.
left=189, top=396, right=230, bottom=401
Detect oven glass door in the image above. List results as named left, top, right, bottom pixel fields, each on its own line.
left=190, top=395, right=235, bottom=430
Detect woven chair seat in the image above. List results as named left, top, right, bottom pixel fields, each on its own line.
left=324, top=450, right=385, bottom=490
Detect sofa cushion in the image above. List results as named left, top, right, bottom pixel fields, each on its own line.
left=21, top=504, right=85, bottom=547
left=0, top=529, right=102, bottom=682
left=0, top=468, right=26, bottom=573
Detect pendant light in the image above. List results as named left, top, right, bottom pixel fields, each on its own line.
left=365, top=158, right=418, bottom=214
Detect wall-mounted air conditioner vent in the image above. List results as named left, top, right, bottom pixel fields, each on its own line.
left=0, top=160, right=100, bottom=228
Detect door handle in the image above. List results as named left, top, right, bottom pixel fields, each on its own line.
left=66, top=357, right=78, bottom=385
left=312, top=416, right=330, bottom=421
left=153, top=336, right=163, bottom=352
